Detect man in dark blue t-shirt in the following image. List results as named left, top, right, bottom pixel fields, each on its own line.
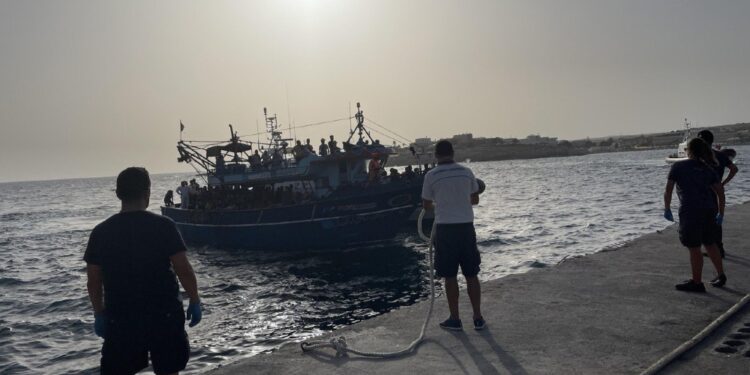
left=697, top=130, right=739, bottom=257
left=85, top=167, right=202, bottom=375
left=664, top=138, right=726, bottom=292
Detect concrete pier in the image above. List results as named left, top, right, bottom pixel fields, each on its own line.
left=209, top=203, right=750, bottom=374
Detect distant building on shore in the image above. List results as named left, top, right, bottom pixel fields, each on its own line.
left=520, top=134, right=558, bottom=145
left=414, top=137, right=432, bottom=147
left=450, top=133, right=473, bottom=145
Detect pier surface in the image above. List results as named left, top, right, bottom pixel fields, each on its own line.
left=209, top=203, right=750, bottom=374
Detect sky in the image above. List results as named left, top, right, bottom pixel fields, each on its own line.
left=1, top=0, right=750, bottom=182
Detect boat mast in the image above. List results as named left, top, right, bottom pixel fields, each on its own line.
left=264, top=107, right=291, bottom=155
left=346, top=102, right=376, bottom=144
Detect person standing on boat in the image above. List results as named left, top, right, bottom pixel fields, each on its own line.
left=85, top=167, right=202, bottom=375
left=163, top=190, right=174, bottom=207
left=664, top=138, right=726, bottom=292
left=367, top=154, right=382, bottom=184
left=272, top=149, right=284, bottom=168
left=292, top=140, right=311, bottom=161
left=328, top=135, right=340, bottom=155
left=250, top=150, right=262, bottom=171
left=422, top=140, right=485, bottom=331
left=305, top=138, right=315, bottom=155
left=261, top=150, right=271, bottom=169
left=696, top=130, right=739, bottom=258
left=176, top=181, right=190, bottom=209
left=319, top=138, right=329, bottom=156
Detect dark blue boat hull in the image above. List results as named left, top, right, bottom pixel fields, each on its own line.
left=161, top=182, right=423, bottom=250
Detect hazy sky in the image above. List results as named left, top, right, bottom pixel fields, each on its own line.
left=2, top=0, right=750, bottom=182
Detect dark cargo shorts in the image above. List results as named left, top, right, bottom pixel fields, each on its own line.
left=101, top=310, right=190, bottom=375
left=433, top=223, right=481, bottom=278
left=678, top=208, right=720, bottom=248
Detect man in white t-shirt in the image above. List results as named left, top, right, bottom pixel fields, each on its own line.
left=421, top=140, right=484, bottom=331
left=176, top=181, right=190, bottom=209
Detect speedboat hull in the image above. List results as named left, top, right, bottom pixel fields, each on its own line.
left=665, top=157, right=688, bottom=164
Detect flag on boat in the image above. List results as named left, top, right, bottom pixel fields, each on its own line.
left=180, top=121, right=185, bottom=132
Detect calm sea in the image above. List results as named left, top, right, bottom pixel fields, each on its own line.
left=1, top=147, right=748, bottom=374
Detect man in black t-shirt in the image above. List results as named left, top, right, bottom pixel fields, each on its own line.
left=697, top=130, right=739, bottom=257
left=85, top=167, right=202, bottom=375
left=664, top=138, right=726, bottom=292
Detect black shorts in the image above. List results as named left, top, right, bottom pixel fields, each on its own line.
left=678, top=208, right=720, bottom=248
left=101, top=310, right=190, bottom=375
left=433, top=223, right=481, bottom=278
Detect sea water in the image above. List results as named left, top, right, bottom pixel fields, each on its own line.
left=1, top=147, right=749, bottom=374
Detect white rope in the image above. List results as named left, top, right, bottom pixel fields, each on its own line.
left=640, top=293, right=750, bottom=375
left=300, top=209, right=437, bottom=357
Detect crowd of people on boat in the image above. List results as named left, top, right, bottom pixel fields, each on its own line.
left=163, top=163, right=431, bottom=211
left=167, top=182, right=313, bottom=210
left=241, top=135, right=390, bottom=172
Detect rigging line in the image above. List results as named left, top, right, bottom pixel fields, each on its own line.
left=365, top=118, right=412, bottom=144
left=182, top=140, right=229, bottom=144
left=236, top=117, right=352, bottom=138
left=366, top=127, right=402, bottom=144
left=186, top=163, right=208, bottom=185
left=364, top=117, right=413, bottom=144
left=367, top=124, right=411, bottom=146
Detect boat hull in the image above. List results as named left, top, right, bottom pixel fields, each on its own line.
left=162, top=182, right=423, bottom=250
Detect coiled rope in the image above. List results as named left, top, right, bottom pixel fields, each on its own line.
left=300, top=209, right=437, bottom=357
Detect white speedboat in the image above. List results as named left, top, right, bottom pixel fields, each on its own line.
left=665, top=119, right=691, bottom=164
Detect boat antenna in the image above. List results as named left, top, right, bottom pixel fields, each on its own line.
left=348, top=102, right=353, bottom=132
left=256, top=119, right=260, bottom=147
left=286, top=84, right=294, bottom=142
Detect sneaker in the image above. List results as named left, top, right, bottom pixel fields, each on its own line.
left=675, top=280, right=706, bottom=293
left=439, top=318, right=463, bottom=331
left=473, top=317, right=486, bottom=331
left=710, top=274, right=727, bottom=288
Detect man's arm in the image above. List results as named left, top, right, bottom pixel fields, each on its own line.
left=664, top=180, right=675, bottom=209
left=471, top=193, right=479, bottom=205
left=711, top=182, right=726, bottom=216
left=170, top=251, right=200, bottom=303
left=86, top=264, right=105, bottom=314
left=422, top=199, right=434, bottom=211
left=722, top=162, right=739, bottom=186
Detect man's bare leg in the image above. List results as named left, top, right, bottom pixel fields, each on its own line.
left=704, top=244, right=724, bottom=275
left=444, top=277, right=460, bottom=319
left=465, top=276, right=482, bottom=320
left=688, top=247, right=703, bottom=282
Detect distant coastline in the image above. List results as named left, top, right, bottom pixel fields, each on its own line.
left=388, top=122, right=750, bottom=166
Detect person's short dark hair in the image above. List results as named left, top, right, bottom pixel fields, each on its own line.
left=435, top=140, right=454, bottom=157
left=687, top=138, right=717, bottom=166
left=696, top=130, right=714, bottom=145
left=116, top=167, right=150, bottom=201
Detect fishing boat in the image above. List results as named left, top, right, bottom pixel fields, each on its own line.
left=665, top=118, right=691, bottom=164
left=161, top=103, right=427, bottom=250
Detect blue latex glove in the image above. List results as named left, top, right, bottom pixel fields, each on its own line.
left=663, top=209, right=674, bottom=222
left=186, top=301, right=202, bottom=327
left=94, top=313, right=106, bottom=338
left=716, top=213, right=724, bottom=226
